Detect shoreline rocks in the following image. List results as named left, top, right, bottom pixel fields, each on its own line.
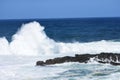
left=36, top=52, right=120, bottom=66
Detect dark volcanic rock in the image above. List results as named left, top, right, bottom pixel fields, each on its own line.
left=36, top=61, right=45, bottom=66
left=75, top=54, right=97, bottom=63
left=45, top=56, right=75, bottom=65
left=36, top=53, right=120, bottom=66
left=110, top=62, right=120, bottom=66
left=97, top=53, right=119, bottom=62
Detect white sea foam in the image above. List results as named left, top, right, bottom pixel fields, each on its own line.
left=0, top=21, right=120, bottom=56
left=0, top=21, right=120, bottom=80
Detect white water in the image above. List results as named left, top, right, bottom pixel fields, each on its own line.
left=0, top=21, right=120, bottom=56
left=0, top=21, right=120, bottom=80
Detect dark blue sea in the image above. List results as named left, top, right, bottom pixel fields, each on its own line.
left=1, top=18, right=120, bottom=42
left=0, top=18, right=120, bottom=80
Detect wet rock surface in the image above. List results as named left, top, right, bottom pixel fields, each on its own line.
left=36, top=53, right=120, bottom=66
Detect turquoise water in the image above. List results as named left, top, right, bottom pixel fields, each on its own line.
left=1, top=55, right=120, bottom=80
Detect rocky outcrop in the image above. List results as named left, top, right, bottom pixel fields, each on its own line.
left=36, top=53, right=120, bottom=66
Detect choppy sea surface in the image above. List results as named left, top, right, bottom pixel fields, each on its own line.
left=0, top=18, right=120, bottom=80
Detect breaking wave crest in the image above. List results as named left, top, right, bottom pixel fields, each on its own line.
left=0, top=21, right=120, bottom=56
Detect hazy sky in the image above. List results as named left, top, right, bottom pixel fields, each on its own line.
left=0, top=0, right=120, bottom=19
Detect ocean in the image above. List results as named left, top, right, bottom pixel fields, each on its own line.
left=0, top=18, right=120, bottom=80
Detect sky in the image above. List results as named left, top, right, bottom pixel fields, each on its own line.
left=0, top=0, right=120, bottom=19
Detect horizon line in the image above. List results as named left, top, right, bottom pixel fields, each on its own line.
left=0, top=16, right=120, bottom=21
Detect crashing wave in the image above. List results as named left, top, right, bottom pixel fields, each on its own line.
left=0, top=21, right=120, bottom=56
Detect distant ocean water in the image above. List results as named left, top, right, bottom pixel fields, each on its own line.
left=1, top=18, right=120, bottom=42
left=0, top=18, right=120, bottom=80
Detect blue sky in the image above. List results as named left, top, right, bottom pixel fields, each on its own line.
left=0, top=0, right=120, bottom=19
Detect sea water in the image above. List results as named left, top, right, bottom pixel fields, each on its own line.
left=0, top=18, right=120, bottom=80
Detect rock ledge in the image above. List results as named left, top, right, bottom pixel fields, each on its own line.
left=36, top=53, right=120, bottom=66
